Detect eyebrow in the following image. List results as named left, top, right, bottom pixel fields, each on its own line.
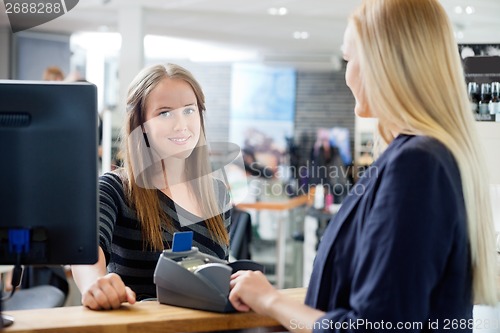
left=155, top=103, right=196, bottom=111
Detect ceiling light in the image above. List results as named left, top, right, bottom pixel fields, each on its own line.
left=293, top=31, right=309, bottom=39
left=268, top=7, right=287, bottom=16
left=465, top=6, right=475, bottom=14
left=454, top=6, right=463, bottom=14
left=268, top=7, right=278, bottom=15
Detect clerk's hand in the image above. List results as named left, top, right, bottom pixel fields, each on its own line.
left=229, top=270, right=281, bottom=314
left=81, top=273, right=136, bottom=310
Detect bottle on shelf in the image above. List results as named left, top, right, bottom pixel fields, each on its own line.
left=479, top=83, right=491, bottom=115
left=468, top=81, right=479, bottom=114
left=324, top=192, right=334, bottom=213
left=313, top=185, right=325, bottom=210
left=490, top=82, right=500, bottom=122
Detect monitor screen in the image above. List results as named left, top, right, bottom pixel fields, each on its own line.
left=0, top=80, right=98, bottom=265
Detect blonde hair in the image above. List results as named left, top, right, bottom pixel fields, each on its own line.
left=121, top=63, right=229, bottom=250
left=350, top=0, right=498, bottom=305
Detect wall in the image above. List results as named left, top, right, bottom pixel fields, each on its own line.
left=180, top=62, right=356, bottom=165
left=0, top=28, right=10, bottom=79
left=187, top=63, right=233, bottom=144
left=186, top=62, right=356, bottom=166
left=294, top=66, right=355, bottom=166
left=14, top=31, right=71, bottom=80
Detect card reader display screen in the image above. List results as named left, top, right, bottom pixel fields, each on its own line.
left=178, top=258, right=206, bottom=272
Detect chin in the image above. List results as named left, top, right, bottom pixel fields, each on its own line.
left=172, top=146, right=196, bottom=160
left=354, top=104, right=373, bottom=118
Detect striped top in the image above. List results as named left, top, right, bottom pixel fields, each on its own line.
left=98, top=171, right=231, bottom=300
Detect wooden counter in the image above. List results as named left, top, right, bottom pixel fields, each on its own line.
left=236, top=194, right=310, bottom=211
left=2, top=288, right=306, bottom=333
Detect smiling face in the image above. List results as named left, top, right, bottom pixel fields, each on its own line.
left=143, top=77, right=201, bottom=161
left=342, top=23, right=373, bottom=118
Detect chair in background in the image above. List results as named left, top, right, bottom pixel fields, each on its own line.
left=3, top=266, right=69, bottom=311
left=229, top=208, right=253, bottom=260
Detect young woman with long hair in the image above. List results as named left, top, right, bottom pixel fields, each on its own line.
left=72, top=63, right=231, bottom=310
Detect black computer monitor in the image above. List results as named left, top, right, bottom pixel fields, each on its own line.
left=0, top=80, right=98, bottom=266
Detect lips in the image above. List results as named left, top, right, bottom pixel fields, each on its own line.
left=168, top=136, right=191, bottom=144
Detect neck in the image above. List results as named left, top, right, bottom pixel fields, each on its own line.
left=160, top=158, right=187, bottom=189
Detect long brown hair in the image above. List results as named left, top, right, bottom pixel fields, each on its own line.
left=121, top=63, right=229, bottom=251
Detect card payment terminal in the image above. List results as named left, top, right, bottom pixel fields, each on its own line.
left=154, top=231, right=264, bottom=312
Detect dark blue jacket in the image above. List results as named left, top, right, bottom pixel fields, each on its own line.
left=305, top=135, right=472, bottom=332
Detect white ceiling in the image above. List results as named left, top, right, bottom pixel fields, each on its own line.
left=1, top=0, right=500, bottom=69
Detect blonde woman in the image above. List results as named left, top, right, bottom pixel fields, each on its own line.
left=72, top=64, right=231, bottom=310
left=229, top=0, right=498, bottom=331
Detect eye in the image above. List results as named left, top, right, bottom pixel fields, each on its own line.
left=159, top=110, right=172, bottom=118
left=184, top=107, right=196, bottom=115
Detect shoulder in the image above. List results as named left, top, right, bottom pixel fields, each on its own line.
left=382, top=135, right=462, bottom=193
left=392, top=134, right=449, bottom=155
left=99, top=170, right=129, bottom=198
left=99, top=170, right=125, bottom=187
left=388, top=135, right=457, bottom=169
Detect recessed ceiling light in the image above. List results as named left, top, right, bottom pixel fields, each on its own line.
left=293, top=31, right=309, bottom=39
left=268, top=7, right=278, bottom=15
left=454, top=6, right=463, bottom=14
left=465, top=6, right=475, bottom=14
left=268, top=7, right=287, bottom=16
left=278, top=7, right=287, bottom=15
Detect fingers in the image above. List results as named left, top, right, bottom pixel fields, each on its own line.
left=229, top=270, right=275, bottom=314
left=81, top=291, right=100, bottom=310
left=229, top=270, right=250, bottom=288
left=108, top=274, right=132, bottom=304
left=228, top=279, right=250, bottom=312
left=230, top=270, right=249, bottom=280
left=82, top=273, right=135, bottom=310
left=99, top=279, right=123, bottom=309
left=230, top=270, right=266, bottom=288
left=125, top=286, right=137, bottom=305
left=229, top=292, right=251, bottom=312
left=229, top=270, right=253, bottom=312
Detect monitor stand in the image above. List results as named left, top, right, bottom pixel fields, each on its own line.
left=1, top=314, right=14, bottom=327
left=1, top=280, right=14, bottom=327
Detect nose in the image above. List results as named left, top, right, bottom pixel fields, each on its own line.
left=172, top=113, right=188, bottom=132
